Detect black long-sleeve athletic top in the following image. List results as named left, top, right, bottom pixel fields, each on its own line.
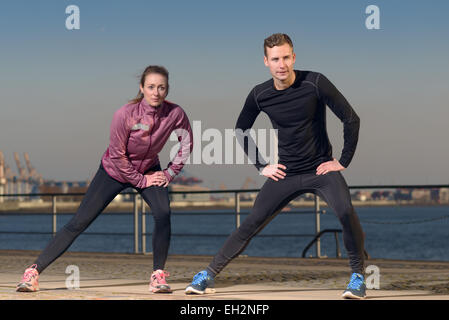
left=235, top=70, right=360, bottom=175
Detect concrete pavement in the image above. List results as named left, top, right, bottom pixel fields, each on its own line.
left=0, top=250, right=448, bottom=300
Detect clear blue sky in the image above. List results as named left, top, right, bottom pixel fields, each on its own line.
left=1, top=0, right=448, bottom=188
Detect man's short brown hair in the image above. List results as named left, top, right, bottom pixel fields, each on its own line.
left=263, top=33, right=294, bottom=56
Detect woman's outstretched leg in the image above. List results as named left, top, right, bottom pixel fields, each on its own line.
left=17, top=165, right=126, bottom=292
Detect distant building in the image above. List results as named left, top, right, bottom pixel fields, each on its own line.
left=352, top=191, right=371, bottom=201
left=430, top=189, right=440, bottom=202
left=411, top=189, right=431, bottom=202
left=370, top=190, right=394, bottom=201
left=439, top=188, right=449, bottom=203
left=394, top=189, right=412, bottom=201
left=169, top=184, right=211, bottom=202
left=39, top=181, right=89, bottom=202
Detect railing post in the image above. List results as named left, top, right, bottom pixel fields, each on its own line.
left=52, top=195, right=57, bottom=236
left=141, top=196, right=146, bottom=254
left=235, top=192, right=240, bottom=229
left=334, top=231, right=341, bottom=258
left=133, top=194, right=139, bottom=254
left=314, top=194, right=321, bottom=258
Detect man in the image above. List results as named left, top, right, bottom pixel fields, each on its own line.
left=185, top=33, right=366, bottom=299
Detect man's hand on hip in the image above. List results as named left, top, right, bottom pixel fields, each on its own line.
left=316, top=158, right=345, bottom=175
left=261, top=164, right=287, bottom=181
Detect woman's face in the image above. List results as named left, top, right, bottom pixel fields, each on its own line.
left=140, top=73, right=168, bottom=107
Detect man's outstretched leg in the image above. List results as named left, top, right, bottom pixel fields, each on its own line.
left=185, top=176, right=303, bottom=294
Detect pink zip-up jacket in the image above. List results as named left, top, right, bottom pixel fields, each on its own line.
left=101, top=98, right=193, bottom=189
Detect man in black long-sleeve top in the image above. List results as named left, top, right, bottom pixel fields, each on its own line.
left=186, top=33, right=367, bottom=299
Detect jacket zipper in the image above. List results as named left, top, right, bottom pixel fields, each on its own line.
left=137, top=113, right=155, bottom=172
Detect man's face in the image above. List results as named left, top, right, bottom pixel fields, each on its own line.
left=264, top=43, right=296, bottom=82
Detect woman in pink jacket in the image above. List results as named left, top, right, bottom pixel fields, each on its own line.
left=17, top=65, right=193, bottom=293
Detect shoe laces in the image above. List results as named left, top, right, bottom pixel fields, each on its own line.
left=22, top=264, right=38, bottom=282
left=347, top=273, right=364, bottom=290
left=192, top=271, right=209, bottom=285
left=152, top=270, right=169, bottom=284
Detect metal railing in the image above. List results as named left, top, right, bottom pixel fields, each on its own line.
left=0, top=189, right=326, bottom=257
left=302, top=229, right=342, bottom=258
left=1, top=184, right=448, bottom=259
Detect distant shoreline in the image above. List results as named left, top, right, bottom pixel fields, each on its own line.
left=1, top=199, right=448, bottom=214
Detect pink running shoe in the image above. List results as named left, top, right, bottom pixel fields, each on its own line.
left=16, top=264, right=40, bottom=292
left=149, top=269, right=172, bottom=293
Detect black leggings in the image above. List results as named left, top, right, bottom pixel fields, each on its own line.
left=33, top=164, right=171, bottom=273
left=207, top=171, right=366, bottom=275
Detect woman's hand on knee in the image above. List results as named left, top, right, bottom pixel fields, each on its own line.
left=145, top=171, right=168, bottom=187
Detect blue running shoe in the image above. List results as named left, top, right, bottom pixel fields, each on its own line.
left=342, top=273, right=366, bottom=299
left=185, top=270, right=215, bottom=295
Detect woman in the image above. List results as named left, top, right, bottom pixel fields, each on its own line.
left=17, top=65, right=193, bottom=293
